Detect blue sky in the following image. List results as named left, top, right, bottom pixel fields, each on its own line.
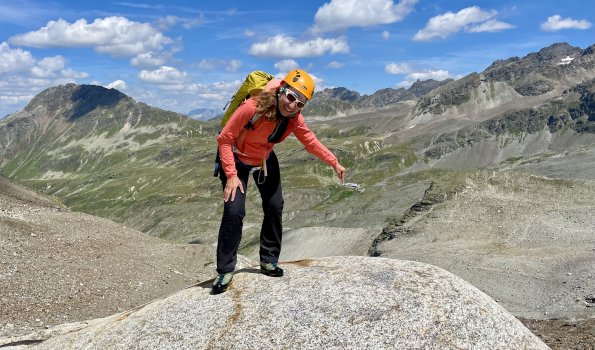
left=1, top=0, right=594, bottom=118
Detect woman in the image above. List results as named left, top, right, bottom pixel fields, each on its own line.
left=213, top=69, right=345, bottom=294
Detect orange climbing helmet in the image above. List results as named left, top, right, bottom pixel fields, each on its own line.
left=283, top=69, right=315, bottom=100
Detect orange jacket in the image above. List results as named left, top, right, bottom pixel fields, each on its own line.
left=217, top=95, right=338, bottom=179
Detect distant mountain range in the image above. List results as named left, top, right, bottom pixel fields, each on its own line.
left=305, top=78, right=451, bottom=117
left=186, top=107, right=222, bottom=121
left=1, top=42, right=594, bottom=247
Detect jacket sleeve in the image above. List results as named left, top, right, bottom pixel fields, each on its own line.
left=216, top=100, right=257, bottom=178
left=291, top=115, right=338, bottom=167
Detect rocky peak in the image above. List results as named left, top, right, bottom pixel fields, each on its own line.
left=525, top=42, right=582, bottom=64
left=359, top=87, right=412, bottom=107
left=408, top=78, right=453, bottom=96
left=314, top=87, right=361, bottom=102
left=24, top=84, right=128, bottom=120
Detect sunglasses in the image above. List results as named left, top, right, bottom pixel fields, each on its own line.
left=281, top=88, right=307, bottom=109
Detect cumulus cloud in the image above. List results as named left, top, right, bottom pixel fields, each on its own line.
left=413, top=6, right=513, bottom=41
left=385, top=60, right=452, bottom=87
left=312, top=0, right=417, bottom=32
left=106, top=80, right=127, bottom=91
left=131, top=52, right=171, bottom=67
left=30, top=56, right=66, bottom=78
left=9, top=16, right=174, bottom=57
left=249, top=35, right=349, bottom=58
left=0, top=42, right=88, bottom=117
left=274, top=59, right=299, bottom=72
left=404, top=69, right=450, bottom=81
left=0, top=42, right=35, bottom=73
left=138, top=66, right=188, bottom=85
left=385, top=62, right=412, bottom=74
left=541, top=15, right=592, bottom=31
left=0, top=42, right=87, bottom=79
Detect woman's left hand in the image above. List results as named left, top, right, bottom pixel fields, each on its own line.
left=333, top=163, right=346, bottom=183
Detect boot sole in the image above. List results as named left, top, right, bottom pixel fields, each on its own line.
left=260, top=269, right=284, bottom=277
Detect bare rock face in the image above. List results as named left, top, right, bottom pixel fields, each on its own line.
left=0, top=256, right=548, bottom=350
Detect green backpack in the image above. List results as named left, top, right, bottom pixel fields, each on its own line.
left=220, top=70, right=274, bottom=128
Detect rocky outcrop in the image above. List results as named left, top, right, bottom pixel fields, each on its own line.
left=0, top=256, right=548, bottom=350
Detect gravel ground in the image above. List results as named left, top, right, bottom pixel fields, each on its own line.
left=377, top=171, right=595, bottom=349
left=519, top=318, right=595, bottom=350
left=0, top=177, right=216, bottom=338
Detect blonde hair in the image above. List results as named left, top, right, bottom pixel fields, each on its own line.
left=255, top=90, right=278, bottom=121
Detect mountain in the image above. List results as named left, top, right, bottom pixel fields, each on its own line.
left=2, top=43, right=595, bottom=245
left=186, top=107, right=222, bottom=121
left=409, top=42, right=595, bottom=125
left=0, top=83, right=223, bottom=243
left=305, top=78, right=451, bottom=117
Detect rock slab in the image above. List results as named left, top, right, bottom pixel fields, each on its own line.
left=0, top=256, right=549, bottom=350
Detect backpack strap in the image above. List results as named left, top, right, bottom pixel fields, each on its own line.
left=243, top=113, right=261, bottom=130
left=233, top=113, right=260, bottom=157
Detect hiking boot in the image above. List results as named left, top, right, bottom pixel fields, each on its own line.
left=211, top=272, right=233, bottom=294
left=260, top=262, right=284, bottom=277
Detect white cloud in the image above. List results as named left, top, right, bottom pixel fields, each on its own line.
left=183, top=16, right=206, bottom=30
left=244, top=29, right=256, bottom=37
left=382, top=30, right=391, bottom=39
left=467, top=19, right=515, bottom=33
left=413, top=6, right=513, bottom=41
left=274, top=59, right=299, bottom=72
left=106, top=80, right=127, bottom=91
left=0, top=47, right=88, bottom=117
left=226, top=59, right=242, bottom=72
left=0, top=42, right=87, bottom=80
left=0, top=42, right=35, bottom=73
left=155, top=15, right=179, bottom=30
left=385, top=62, right=412, bottom=74
left=405, top=69, right=450, bottom=81
left=249, top=35, right=349, bottom=58
left=9, top=16, right=174, bottom=57
left=197, top=59, right=217, bottom=70
left=30, top=56, right=66, bottom=78
left=385, top=60, right=452, bottom=86
left=138, top=66, right=188, bottom=85
left=541, top=15, right=592, bottom=31
left=312, top=0, right=417, bottom=32
left=397, top=70, right=453, bottom=88
left=327, top=61, right=345, bottom=68
left=131, top=52, right=170, bottom=67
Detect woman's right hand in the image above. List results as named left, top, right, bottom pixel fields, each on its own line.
left=224, top=176, right=244, bottom=202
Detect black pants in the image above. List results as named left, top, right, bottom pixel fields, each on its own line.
left=216, top=151, right=284, bottom=274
